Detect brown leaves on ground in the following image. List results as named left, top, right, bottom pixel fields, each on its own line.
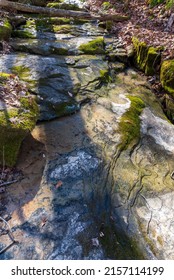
left=55, top=180, right=63, bottom=189
left=87, top=0, right=174, bottom=60
left=0, top=75, right=29, bottom=108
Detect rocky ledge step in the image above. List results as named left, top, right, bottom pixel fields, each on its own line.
left=10, top=36, right=106, bottom=56
left=0, top=53, right=109, bottom=121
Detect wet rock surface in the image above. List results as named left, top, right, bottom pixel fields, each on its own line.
left=0, top=0, right=174, bottom=260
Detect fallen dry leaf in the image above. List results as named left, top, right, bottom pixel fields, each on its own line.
left=55, top=180, right=63, bottom=189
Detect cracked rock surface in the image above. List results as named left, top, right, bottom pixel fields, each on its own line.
left=0, top=0, right=174, bottom=260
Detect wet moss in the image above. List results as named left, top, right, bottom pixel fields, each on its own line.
left=160, top=60, right=174, bottom=98
left=79, top=37, right=105, bottom=54
left=119, top=96, right=145, bottom=150
left=99, top=222, right=145, bottom=259
left=145, top=46, right=161, bottom=75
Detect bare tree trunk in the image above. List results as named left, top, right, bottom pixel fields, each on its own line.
left=0, top=0, right=129, bottom=21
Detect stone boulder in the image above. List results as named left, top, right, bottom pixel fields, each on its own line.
left=160, top=59, right=174, bottom=98
left=132, top=37, right=162, bottom=75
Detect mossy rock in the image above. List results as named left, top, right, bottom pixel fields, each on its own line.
left=0, top=19, right=12, bottom=41
left=12, top=29, right=36, bottom=39
left=100, top=69, right=112, bottom=83
left=132, top=37, right=161, bottom=75
left=35, top=17, right=71, bottom=28
left=160, top=60, right=174, bottom=98
left=161, top=94, right=174, bottom=122
left=119, top=95, right=145, bottom=150
left=53, top=101, right=80, bottom=117
left=0, top=74, right=39, bottom=166
left=78, top=37, right=105, bottom=54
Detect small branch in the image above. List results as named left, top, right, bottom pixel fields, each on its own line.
left=0, top=216, right=18, bottom=255
left=165, top=13, right=174, bottom=31
left=0, top=240, right=17, bottom=255
left=0, top=179, right=18, bottom=187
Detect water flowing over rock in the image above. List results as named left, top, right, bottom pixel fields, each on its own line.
left=0, top=0, right=174, bottom=260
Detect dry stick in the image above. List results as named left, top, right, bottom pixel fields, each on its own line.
left=0, top=0, right=129, bottom=21
left=0, top=216, right=17, bottom=255
left=165, top=13, right=174, bottom=31
left=0, top=179, right=18, bottom=187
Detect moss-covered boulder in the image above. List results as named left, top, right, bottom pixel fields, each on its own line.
left=132, top=37, right=162, bottom=75
left=160, top=60, right=174, bottom=98
left=0, top=19, right=12, bottom=41
left=78, top=37, right=105, bottom=54
left=0, top=74, right=39, bottom=166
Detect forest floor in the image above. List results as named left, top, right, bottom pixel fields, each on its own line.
left=87, top=0, right=174, bottom=60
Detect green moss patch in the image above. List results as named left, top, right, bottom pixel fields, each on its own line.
left=100, top=69, right=112, bottom=83
left=53, top=25, right=73, bottom=33
left=11, top=65, right=31, bottom=80
left=0, top=19, right=12, bottom=41
left=119, top=96, right=145, bottom=150
left=79, top=37, right=105, bottom=54
left=132, top=37, right=162, bottom=75
left=160, top=60, right=174, bottom=98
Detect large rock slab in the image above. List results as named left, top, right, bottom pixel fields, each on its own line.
left=1, top=68, right=174, bottom=259
left=0, top=53, right=108, bottom=120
